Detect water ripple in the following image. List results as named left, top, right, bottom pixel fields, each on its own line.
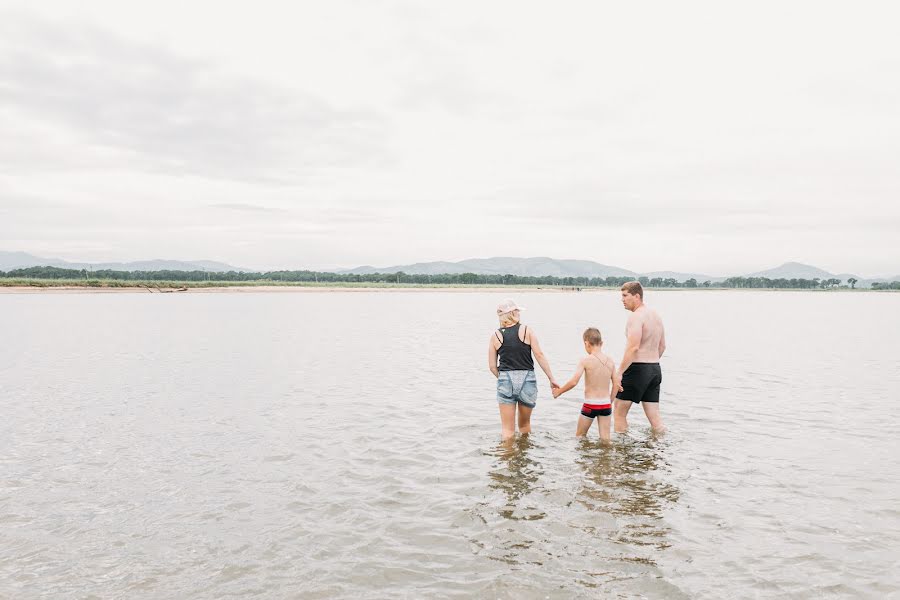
left=0, top=291, right=897, bottom=598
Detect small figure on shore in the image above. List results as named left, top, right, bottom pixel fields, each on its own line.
left=552, top=328, right=616, bottom=442
left=488, top=299, right=559, bottom=441
left=614, top=281, right=667, bottom=434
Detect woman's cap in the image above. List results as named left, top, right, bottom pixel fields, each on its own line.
left=496, top=299, right=525, bottom=314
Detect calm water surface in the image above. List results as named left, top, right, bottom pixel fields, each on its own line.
left=1, top=290, right=898, bottom=599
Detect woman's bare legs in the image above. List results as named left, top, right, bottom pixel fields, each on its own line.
left=517, top=403, right=534, bottom=435
left=499, top=404, right=517, bottom=441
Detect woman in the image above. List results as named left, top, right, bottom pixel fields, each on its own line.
left=488, top=299, right=558, bottom=440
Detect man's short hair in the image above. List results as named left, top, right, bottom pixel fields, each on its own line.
left=583, top=327, right=602, bottom=346
left=621, top=281, right=643, bottom=298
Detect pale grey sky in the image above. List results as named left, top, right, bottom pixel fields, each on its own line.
left=1, top=0, right=898, bottom=276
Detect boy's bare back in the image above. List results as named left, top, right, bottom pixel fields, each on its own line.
left=582, top=352, right=615, bottom=402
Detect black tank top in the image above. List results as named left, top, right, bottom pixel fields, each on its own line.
left=497, top=323, right=535, bottom=371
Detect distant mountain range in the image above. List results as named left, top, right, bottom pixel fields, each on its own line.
left=341, top=256, right=722, bottom=283
left=3, top=251, right=897, bottom=288
left=742, top=261, right=888, bottom=286
left=343, top=257, right=643, bottom=278
left=0, top=251, right=243, bottom=273
left=341, top=257, right=899, bottom=288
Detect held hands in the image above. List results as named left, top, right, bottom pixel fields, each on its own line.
left=550, top=379, right=561, bottom=399
left=614, top=375, right=624, bottom=393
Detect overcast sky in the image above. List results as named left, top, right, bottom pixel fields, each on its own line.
left=1, top=1, right=898, bottom=275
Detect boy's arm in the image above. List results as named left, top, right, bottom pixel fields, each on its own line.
left=553, top=360, right=585, bottom=398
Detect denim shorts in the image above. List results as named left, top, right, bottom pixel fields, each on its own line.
left=497, top=370, right=538, bottom=407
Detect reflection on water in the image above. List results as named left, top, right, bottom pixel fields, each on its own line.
left=470, top=431, right=682, bottom=591
left=575, top=437, right=680, bottom=563
left=488, top=435, right=545, bottom=521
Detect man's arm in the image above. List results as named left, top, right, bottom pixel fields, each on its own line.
left=658, top=324, right=666, bottom=358
left=609, top=363, right=618, bottom=403
left=553, top=360, right=585, bottom=398
left=527, top=329, right=558, bottom=388
left=617, top=315, right=642, bottom=388
left=487, top=332, right=500, bottom=378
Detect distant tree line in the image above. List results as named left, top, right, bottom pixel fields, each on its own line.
left=720, top=276, right=844, bottom=289
left=1, top=265, right=897, bottom=289
left=0, top=266, right=638, bottom=287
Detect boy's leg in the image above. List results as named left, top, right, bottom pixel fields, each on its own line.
left=576, top=415, right=593, bottom=437
left=614, top=399, right=633, bottom=433
left=516, top=403, right=534, bottom=435
left=498, top=404, right=517, bottom=440
left=641, top=402, right=666, bottom=434
left=597, top=415, right=611, bottom=442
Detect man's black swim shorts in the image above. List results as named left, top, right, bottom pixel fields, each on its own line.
left=616, top=362, right=662, bottom=404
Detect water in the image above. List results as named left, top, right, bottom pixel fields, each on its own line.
left=1, top=290, right=898, bottom=599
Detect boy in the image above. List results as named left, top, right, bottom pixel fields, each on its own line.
left=552, top=328, right=617, bottom=442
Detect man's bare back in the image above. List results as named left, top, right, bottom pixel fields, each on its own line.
left=626, top=306, right=666, bottom=363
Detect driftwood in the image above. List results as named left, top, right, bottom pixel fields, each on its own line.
left=143, top=286, right=188, bottom=293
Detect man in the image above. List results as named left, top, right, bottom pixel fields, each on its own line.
left=614, top=281, right=666, bottom=434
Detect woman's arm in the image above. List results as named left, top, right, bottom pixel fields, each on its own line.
left=526, top=329, right=557, bottom=388
left=487, top=332, right=500, bottom=378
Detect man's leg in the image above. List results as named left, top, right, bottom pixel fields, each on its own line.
left=641, top=376, right=664, bottom=433
left=517, top=403, right=534, bottom=435
left=576, top=415, right=593, bottom=437
left=614, top=399, right=633, bottom=433
left=597, top=415, right=611, bottom=443
left=499, top=403, right=517, bottom=440
left=641, top=402, right=666, bottom=434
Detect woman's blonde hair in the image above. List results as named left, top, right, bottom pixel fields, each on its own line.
left=498, top=309, right=520, bottom=327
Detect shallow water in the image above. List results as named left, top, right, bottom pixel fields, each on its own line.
left=1, top=290, right=898, bottom=599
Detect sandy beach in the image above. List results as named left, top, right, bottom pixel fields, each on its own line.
left=2, top=284, right=883, bottom=294
left=0, top=284, right=588, bottom=294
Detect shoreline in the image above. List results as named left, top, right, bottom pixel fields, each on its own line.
left=0, top=283, right=892, bottom=294
left=0, top=284, right=596, bottom=294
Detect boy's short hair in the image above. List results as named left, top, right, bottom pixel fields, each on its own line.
left=621, top=281, right=644, bottom=298
left=583, top=327, right=602, bottom=346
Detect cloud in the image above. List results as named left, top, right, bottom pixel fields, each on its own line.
left=0, top=13, right=388, bottom=182
left=209, top=203, right=287, bottom=213
left=1, top=2, right=898, bottom=275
